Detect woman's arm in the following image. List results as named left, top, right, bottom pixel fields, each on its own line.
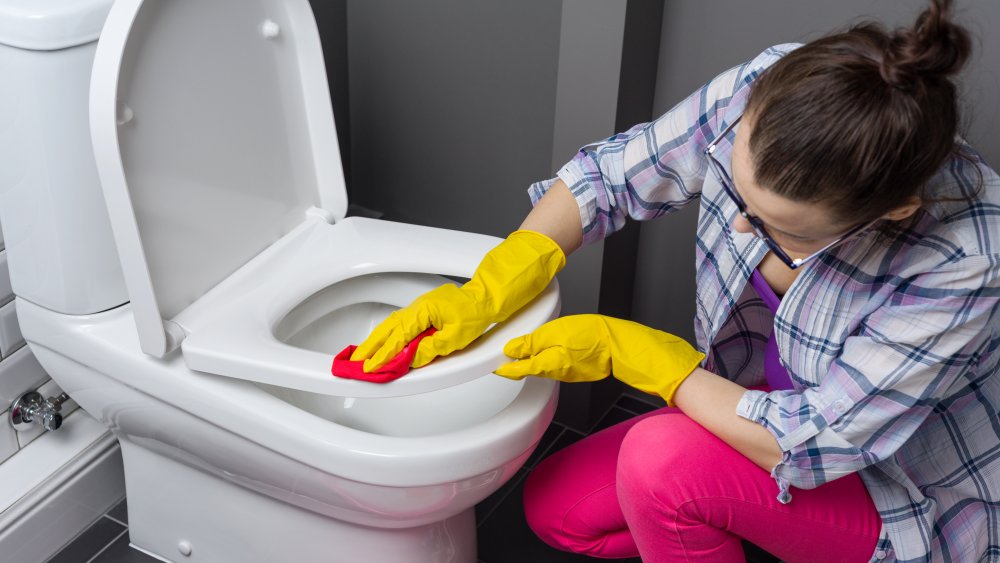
left=519, top=178, right=583, bottom=256
left=673, top=368, right=782, bottom=471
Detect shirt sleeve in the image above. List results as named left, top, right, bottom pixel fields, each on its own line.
left=528, top=44, right=798, bottom=248
left=736, top=252, right=1000, bottom=499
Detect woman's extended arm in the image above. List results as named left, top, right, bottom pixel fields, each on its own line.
left=518, top=178, right=583, bottom=256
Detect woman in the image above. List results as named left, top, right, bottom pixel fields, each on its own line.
left=351, top=1, right=1000, bottom=560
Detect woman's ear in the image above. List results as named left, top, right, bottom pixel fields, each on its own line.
left=881, top=196, right=922, bottom=222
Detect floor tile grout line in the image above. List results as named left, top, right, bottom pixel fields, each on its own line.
left=619, top=391, right=667, bottom=410
left=524, top=423, right=568, bottom=470
left=583, top=391, right=632, bottom=435
left=614, top=406, right=641, bottom=418
left=47, top=520, right=99, bottom=561
left=475, top=468, right=530, bottom=529
left=85, top=528, right=129, bottom=563
left=103, top=513, right=128, bottom=528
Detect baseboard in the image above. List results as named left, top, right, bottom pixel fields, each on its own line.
left=0, top=431, right=125, bottom=562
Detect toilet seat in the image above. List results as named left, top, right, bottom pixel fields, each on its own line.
left=177, top=216, right=559, bottom=397
left=88, top=0, right=559, bottom=397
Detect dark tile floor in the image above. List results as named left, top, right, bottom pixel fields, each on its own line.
left=48, top=392, right=780, bottom=562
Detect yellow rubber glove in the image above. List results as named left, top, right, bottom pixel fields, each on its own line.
left=495, top=315, right=706, bottom=406
left=351, top=230, right=566, bottom=372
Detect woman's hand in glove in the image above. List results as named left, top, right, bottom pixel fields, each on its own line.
left=350, top=230, right=565, bottom=372
left=494, top=314, right=705, bottom=406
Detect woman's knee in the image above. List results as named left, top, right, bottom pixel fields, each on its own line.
left=522, top=430, right=635, bottom=554
left=616, top=414, right=715, bottom=509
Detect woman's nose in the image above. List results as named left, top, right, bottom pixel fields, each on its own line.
left=732, top=214, right=755, bottom=235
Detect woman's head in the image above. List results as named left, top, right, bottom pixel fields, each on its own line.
left=742, top=0, right=972, bottom=229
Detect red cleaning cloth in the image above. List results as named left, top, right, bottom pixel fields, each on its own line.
left=331, top=328, right=437, bottom=383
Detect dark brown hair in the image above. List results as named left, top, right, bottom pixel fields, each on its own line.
left=745, top=0, right=972, bottom=226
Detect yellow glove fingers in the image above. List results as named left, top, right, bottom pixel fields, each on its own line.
left=503, top=316, right=584, bottom=357
left=350, top=315, right=397, bottom=361
left=410, top=326, right=462, bottom=368
left=492, top=360, right=528, bottom=380
left=494, top=347, right=572, bottom=380
left=359, top=308, right=432, bottom=372
left=362, top=328, right=413, bottom=372
left=502, top=334, right=531, bottom=359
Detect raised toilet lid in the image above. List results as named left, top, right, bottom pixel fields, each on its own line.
left=89, top=0, right=558, bottom=397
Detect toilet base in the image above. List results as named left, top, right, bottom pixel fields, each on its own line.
left=119, top=440, right=477, bottom=563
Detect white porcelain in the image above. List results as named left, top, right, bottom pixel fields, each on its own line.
left=0, top=0, right=561, bottom=560
left=0, top=408, right=15, bottom=464
left=178, top=216, right=560, bottom=397
left=0, top=299, right=23, bottom=356
left=0, top=30, right=127, bottom=315
left=90, top=0, right=346, bottom=357
left=19, top=298, right=558, bottom=561
left=0, top=0, right=113, bottom=51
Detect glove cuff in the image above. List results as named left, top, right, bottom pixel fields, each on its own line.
left=463, top=229, right=566, bottom=321
left=661, top=352, right=706, bottom=407
left=507, top=230, right=567, bottom=275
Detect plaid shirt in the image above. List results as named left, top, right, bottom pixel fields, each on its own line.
left=529, top=44, right=1000, bottom=562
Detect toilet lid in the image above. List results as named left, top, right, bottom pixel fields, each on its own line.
left=90, top=0, right=348, bottom=358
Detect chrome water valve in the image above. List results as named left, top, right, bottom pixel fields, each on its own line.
left=9, top=391, right=70, bottom=432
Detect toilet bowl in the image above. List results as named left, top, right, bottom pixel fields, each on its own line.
left=0, top=0, right=561, bottom=561
left=18, top=292, right=558, bottom=562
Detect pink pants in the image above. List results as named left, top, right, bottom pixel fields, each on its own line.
left=523, top=406, right=882, bottom=562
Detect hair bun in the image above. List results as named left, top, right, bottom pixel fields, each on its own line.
left=880, top=0, right=971, bottom=90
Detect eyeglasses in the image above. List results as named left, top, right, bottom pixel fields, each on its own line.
left=703, top=114, right=877, bottom=270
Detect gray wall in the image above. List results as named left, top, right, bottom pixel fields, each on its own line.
left=633, top=0, right=1000, bottom=342
left=343, top=0, right=648, bottom=327
left=344, top=0, right=561, bottom=238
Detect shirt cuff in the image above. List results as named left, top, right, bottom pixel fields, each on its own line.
left=527, top=161, right=601, bottom=247
left=557, top=159, right=603, bottom=247
left=736, top=389, right=771, bottom=423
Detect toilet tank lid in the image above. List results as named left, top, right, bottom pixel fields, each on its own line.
left=0, top=0, right=114, bottom=50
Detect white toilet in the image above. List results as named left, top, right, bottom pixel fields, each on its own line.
left=0, top=1, right=560, bottom=561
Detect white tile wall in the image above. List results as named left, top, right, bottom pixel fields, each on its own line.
left=0, top=231, right=61, bottom=465
left=0, top=251, right=11, bottom=305
left=0, top=409, right=16, bottom=463
left=0, top=346, right=49, bottom=408
left=0, top=238, right=16, bottom=465
left=0, top=237, right=18, bottom=464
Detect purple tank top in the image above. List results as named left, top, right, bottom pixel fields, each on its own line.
left=748, top=269, right=794, bottom=390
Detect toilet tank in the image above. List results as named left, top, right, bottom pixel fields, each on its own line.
left=0, top=0, right=128, bottom=314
